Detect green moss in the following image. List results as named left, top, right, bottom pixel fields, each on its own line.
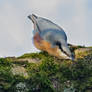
left=18, top=51, right=48, bottom=59
left=0, top=47, right=92, bottom=92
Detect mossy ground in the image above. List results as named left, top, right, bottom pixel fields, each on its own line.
left=0, top=47, right=92, bottom=92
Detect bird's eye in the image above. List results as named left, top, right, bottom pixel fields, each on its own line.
left=55, top=41, right=70, bottom=57
left=55, top=41, right=63, bottom=51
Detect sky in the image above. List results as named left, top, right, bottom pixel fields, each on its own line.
left=0, top=0, right=92, bottom=57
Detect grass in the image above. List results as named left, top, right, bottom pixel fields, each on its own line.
left=0, top=47, right=92, bottom=92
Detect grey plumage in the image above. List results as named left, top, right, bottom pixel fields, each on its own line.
left=28, top=14, right=74, bottom=60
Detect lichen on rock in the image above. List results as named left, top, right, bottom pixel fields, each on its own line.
left=0, top=46, right=92, bottom=92
left=11, top=65, right=29, bottom=78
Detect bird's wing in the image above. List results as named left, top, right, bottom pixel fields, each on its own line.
left=37, top=17, right=65, bottom=31
left=39, top=29, right=67, bottom=47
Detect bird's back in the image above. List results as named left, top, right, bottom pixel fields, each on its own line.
left=36, top=17, right=67, bottom=42
left=40, top=29, right=67, bottom=45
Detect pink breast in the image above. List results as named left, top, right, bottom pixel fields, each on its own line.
left=33, top=32, right=43, bottom=43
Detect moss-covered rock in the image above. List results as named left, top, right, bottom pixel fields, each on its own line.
left=0, top=46, right=92, bottom=92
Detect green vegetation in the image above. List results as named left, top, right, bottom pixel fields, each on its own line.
left=0, top=47, right=92, bottom=92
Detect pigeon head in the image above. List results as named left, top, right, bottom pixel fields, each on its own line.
left=61, top=45, right=74, bottom=60
left=55, top=41, right=74, bottom=60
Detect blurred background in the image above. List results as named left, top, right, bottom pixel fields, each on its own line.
left=0, top=0, right=92, bottom=57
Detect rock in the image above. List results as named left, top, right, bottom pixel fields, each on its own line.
left=74, top=48, right=92, bottom=59
left=15, top=82, right=29, bottom=92
left=11, top=65, right=28, bottom=78
left=17, top=58, right=40, bottom=63
left=0, top=46, right=92, bottom=92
